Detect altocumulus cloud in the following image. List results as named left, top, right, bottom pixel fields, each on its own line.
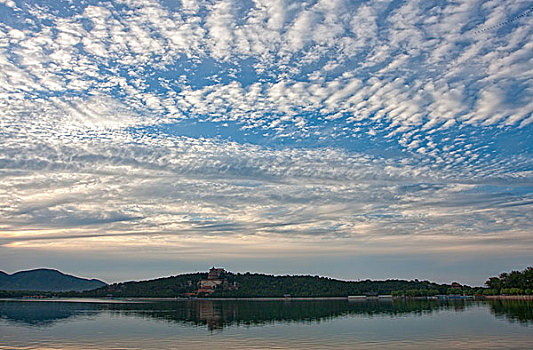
left=0, top=0, right=532, bottom=282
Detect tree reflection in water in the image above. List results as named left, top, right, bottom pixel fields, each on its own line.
left=1, top=299, right=532, bottom=330
left=488, top=300, right=533, bottom=325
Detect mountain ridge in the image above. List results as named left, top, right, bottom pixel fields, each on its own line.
left=0, top=268, right=107, bottom=292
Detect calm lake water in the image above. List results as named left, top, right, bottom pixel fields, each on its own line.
left=1, top=298, right=532, bottom=349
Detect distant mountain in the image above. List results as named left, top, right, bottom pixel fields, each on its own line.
left=0, top=269, right=107, bottom=292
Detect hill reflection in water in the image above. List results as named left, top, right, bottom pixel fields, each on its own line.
left=1, top=299, right=532, bottom=330
left=0, top=300, right=102, bottom=327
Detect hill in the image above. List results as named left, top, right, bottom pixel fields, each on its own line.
left=213, top=273, right=449, bottom=297
left=75, top=270, right=456, bottom=298
left=78, top=272, right=205, bottom=298
left=4, top=266, right=532, bottom=298
left=0, top=269, right=107, bottom=292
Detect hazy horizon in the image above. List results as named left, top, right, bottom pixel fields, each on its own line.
left=1, top=0, right=532, bottom=287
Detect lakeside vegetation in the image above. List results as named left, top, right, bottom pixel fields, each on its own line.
left=484, top=267, right=533, bottom=296
left=210, top=273, right=449, bottom=298
left=1, top=266, right=531, bottom=298
left=392, top=267, right=533, bottom=297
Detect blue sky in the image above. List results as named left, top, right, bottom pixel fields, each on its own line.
left=0, top=0, right=532, bottom=285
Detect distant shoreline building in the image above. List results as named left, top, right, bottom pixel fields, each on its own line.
left=208, top=268, right=225, bottom=280
left=196, top=267, right=238, bottom=296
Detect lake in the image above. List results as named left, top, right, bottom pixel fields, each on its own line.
left=1, top=298, right=532, bottom=349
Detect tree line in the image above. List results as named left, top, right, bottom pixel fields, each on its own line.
left=484, top=266, right=533, bottom=296
left=1, top=266, right=531, bottom=298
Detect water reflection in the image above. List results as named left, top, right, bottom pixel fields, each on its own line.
left=488, top=300, right=533, bottom=325
left=116, top=299, right=462, bottom=330
left=1, top=299, right=532, bottom=330
left=0, top=301, right=101, bottom=326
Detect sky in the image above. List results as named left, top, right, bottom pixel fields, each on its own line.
left=0, top=0, right=532, bottom=286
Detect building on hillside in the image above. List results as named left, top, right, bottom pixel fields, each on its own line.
left=195, top=267, right=238, bottom=296
left=197, top=288, right=216, bottom=295
left=208, top=267, right=225, bottom=280
left=199, top=279, right=223, bottom=289
left=197, top=267, right=225, bottom=295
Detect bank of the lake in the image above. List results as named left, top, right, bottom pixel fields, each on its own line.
left=485, top=295, right=533, bottom=300
left=4, top=294, right=532, bottom=303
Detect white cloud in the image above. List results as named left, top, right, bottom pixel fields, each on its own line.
left=0, top=0, right=531, bottom=261
left=2, top=0, right=531, bottom=136
left=0, top=125, right=531, bottom=250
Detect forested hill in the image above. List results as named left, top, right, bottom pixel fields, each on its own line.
left=78, top=272, right=206, bottom=298
left=3, top=267, right=532, bottom=298
left=212, top=273, right=450, bottom=298
left=74, top=271, right=454, bottom=298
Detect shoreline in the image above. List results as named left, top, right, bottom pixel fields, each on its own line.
left=2, top=295, right=532, bottom=302
left=484, top=295, right=533, bottom=300
left=105, top=296, right=350, bottom=301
